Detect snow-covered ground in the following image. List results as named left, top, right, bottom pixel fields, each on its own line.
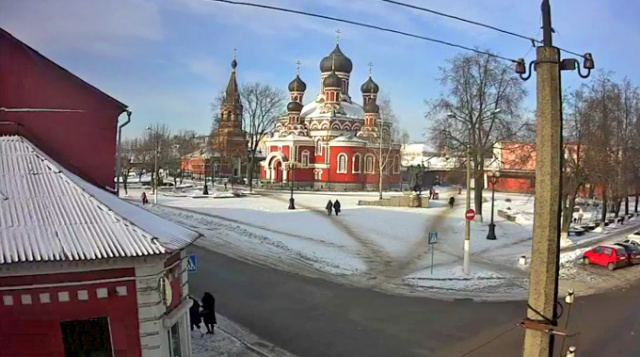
left=124, top=186, right=640, bottom=300
left=191, top=314, right=296, bottom=357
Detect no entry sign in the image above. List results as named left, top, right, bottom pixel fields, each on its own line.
left=465, top=209, right=476, bottom=221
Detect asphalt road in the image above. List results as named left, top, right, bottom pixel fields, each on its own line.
left=188, top=245, right=640, bottom=357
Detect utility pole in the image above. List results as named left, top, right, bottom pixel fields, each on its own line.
left=516, top=1, right=593, bottom=356
left=153, top=137, right=159, bottom=205
left=464, top=145, right=471, bottom=274
left=378, top=113, right=384, bottom=200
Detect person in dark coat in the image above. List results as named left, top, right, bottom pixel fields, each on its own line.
left=448, top=196, right=455, bottom=209
left=201, top=292, right=217, bottom=334
left=333, top=200, right=342, bottom=216
left=189, top=296, right=203, bottom=334
left=326, top=200, right=333, bottom=216
left=141, top=191, right=148, bottom=205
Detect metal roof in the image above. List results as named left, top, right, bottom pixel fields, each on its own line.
left=0, top=136, right=201, bottom=265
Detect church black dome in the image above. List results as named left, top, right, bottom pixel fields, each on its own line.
left=320, top=45, right=353, bottom=73
left=364, top=101, right=380, bottom=114
left=323, top=71, right=342, bottom=89
left=361, top=76, right=379, bottom=94
left=287, top=101, right=303, bottom=113
left=288, top=75, right=307, bottom=92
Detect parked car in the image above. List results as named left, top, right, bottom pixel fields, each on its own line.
left=583, top=245, right=630, bottom=271
left=622, top=238, right=640, bottom=249
left=613, top=243, right=640, bottom=264
left=627, top=230, right=640, bottom=240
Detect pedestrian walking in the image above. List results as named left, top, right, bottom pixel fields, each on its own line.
left=189, top=296, right=203, bottom=335
left=141, top=191, right=148, bottom=205
left=333, top=200, right=341, bottom=216
left=201, top=292, right=217, bottom=334
left=326, top=200, right=333, bottom=216
left=448, top=196, right=455, bottom=209
left=578, top=212, right=584, bottom=224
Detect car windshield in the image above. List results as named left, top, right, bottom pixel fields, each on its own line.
left=616, top=247, right=627, bottom=255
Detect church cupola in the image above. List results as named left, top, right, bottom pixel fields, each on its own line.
left=319, top=30, right=352, bottom=99
left=221, top=50, right=243, bottom=128
left=288, top=60, right=306, bottom=104
left=323, top=55, right=342, bottom=104
left=361, top=62, right=379, bottom=105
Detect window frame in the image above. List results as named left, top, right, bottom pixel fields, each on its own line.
left=352, top=153, right=361, bottom=173
left=337, top=153, right=348, bottom=174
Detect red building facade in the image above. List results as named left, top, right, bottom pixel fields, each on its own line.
left=0, top=28, right=127, bottom=190
left=260, top=39, right=401, bottom=190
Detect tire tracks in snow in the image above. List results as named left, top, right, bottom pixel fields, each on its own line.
left=262, top=194, right=395, bottom=273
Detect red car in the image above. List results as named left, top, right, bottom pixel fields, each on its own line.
left=583, top=245, right=630, bottom=271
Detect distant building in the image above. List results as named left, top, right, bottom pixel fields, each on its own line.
left=260, top=38, right=401, bottom=190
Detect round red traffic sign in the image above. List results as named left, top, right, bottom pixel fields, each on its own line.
left=465, top=209, right=476, bottom=221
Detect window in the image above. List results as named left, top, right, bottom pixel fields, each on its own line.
left=314, top=169, right=323, bottom=180
left=394, top=155, right=401, bottom=173
left=592, top=247, right=603, bottom=254
left=603, top=247, right=613, bottom=256
left=352, top=154, right=361, bottom=173
left=315, top=139, right=323, bottom=155
left=337, top=153, right=348, bottom=174
left=167, top=321, right=182, bottom=357
left=61, top=317, right=113, bottom=357
left=365, top=155, right=375, bottom=173
left=301, top=150, right=310, bottom=167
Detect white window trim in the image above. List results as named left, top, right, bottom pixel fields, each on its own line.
left=315, top=138, right=323, bottom=155
left=364, top=154, right=375, bottom=174
left=393, top=155, right=401, bottom=174
left=337, top=153, right=348, bottom=174
left=352, top=154, right=361, bottom=173
left=301, top=150, right=310, bottom=167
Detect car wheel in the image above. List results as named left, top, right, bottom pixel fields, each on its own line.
left=608, top=263, right=616, bottom=271
left=583, top=257, right=590, bottom=265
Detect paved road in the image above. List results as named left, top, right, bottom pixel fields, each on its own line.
left=188, top=245, right=640, bottom=357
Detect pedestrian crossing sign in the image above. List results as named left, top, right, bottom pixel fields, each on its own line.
left=187, top=254, right=197, bottom=273
left=428, top=232, right=438, bottom=245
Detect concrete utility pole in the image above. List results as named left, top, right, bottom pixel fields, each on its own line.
left=518, top=1, right=593, bottom=356
left=464, top=145, right=471, bottom=274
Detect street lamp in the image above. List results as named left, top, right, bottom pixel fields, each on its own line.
left=486, top=170, right=501, bottom=240
left=146, top=127, right=160, bottom=205
left=287, top=160, right=297, bottom=210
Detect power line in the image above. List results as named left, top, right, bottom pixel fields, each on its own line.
left=207, top=0, right=518, bottom=63
left=378, top=0, right=586, bottom=59
left=458, top=324, right=519, bottom=357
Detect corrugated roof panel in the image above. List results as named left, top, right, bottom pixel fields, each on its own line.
left=0, top=135, right=200, bottom=265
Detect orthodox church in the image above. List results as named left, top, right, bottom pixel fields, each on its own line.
left=259, top=36, right=402, bottom=190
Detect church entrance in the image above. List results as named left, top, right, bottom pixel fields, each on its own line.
left=272, top=160, right=283, bottom=183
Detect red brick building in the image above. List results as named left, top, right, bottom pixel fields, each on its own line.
left=0, top=29, right=200, bottom=357
left=260, top=39, right=401, bottom=190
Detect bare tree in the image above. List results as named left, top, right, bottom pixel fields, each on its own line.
left=171, top=130, right=199, bottom=185
left=425, top=51, right=528, bottom=220
left=119, top=138, right=138, bottom=196
left=143, top=123, right=171, bottom=192
left=241, top=82, right=286, bottom=192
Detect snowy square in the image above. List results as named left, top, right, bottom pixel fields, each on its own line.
left=58, top=291, right=70, bottom=302
left=77, top=290, right=89, bottom=301
left=39, top=293, right=50, bottom=303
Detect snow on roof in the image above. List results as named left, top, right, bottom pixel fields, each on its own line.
left=300, top=97, right=365, bottom=119
left=330, top=134, right=368, bottom=143
left=0, top=136, right=201, bottom=265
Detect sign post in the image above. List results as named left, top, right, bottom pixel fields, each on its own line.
left=428, top=232, right=438, bottom=275
left=465, top=208, right=476, bottom=221
left=187, top=254, right=197, bottom=273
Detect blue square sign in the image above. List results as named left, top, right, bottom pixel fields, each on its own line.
left=428, top=232, right=438, bottom=245
left=187, top=254, right=197, bottom=273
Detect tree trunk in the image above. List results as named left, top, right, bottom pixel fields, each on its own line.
left=600, top=189, right=608, bottom=228
left=625, top=196, right=630, bottom=216
left=561, top=193, right=572, bottom=234
left=179, top=170, right=184, bottom=185
left=378, top=165, right=384, bottom=200
left=588, top=185, right=595, bottom=199
left=247, top=156, right=255, bottom=193
left=473, top=169, right=484, bottom=222
left=123, top=169, right=129, bottom=196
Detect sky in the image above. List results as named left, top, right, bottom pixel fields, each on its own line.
left=1, top=0, right=639, bottom=142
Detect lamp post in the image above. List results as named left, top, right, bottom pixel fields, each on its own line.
left=146, top=127, right=160, bottom=205
left=288, top=160, right=297, bottom=210
left=486, top=170, right=501, bottom=240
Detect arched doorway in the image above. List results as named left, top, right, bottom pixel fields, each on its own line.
left=272, top=160, right=283, bottom=183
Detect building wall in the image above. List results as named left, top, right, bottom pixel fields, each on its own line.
left=0, top=29, right=126, bottom=190
left=0, top=267, right=141, bottom=357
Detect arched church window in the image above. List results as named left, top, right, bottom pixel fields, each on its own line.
left=337, top=153, right=348, bottom=174
left=352, top=154, right=361, bottom=173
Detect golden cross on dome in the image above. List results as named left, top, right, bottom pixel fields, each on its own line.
left=368, top=62, right=373, bottom=76
left=233, top=48, right=237, bottom=60
left=296, top=59, right=301, bottom=75
left=336, top=29, right=341, bottom=44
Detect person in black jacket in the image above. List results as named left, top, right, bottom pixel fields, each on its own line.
left=326, top=200, right=333, bottom=216
left=201, top=292, right=217, bottom=334
left=448, top=196, right=455, bottom=209
left=189, top=296, right=203, bottom=334
left=333, top=200, right=342, bottom=216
